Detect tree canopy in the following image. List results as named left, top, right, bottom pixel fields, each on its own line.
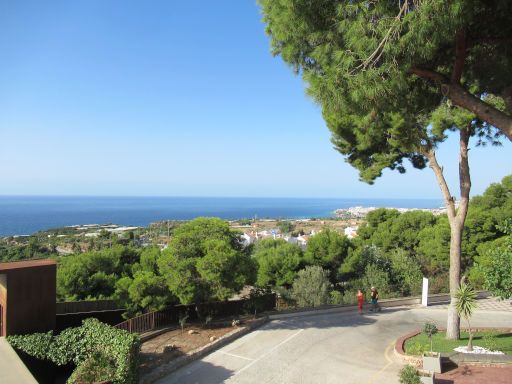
left=304, top=228, right=353, bottom=283
left=259, top=1, right=512, bottom=168
left=253, top=238, right=305, bottom=288
left=158, top=217, right=255, bottom=304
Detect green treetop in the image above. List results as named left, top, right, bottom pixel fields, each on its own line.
left=259, top=0, right=512, bottom=144
left=254, top=238, right=305, bottom=288
left=304, top=228, right=353, bottom=284
left=158, top=217, right=255, bottom=304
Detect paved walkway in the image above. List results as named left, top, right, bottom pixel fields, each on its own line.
left=0, top=337, right=37, bottom=384
left=434, top=297, right=512, bottom=312
left=436, top=365, right=512, bottom=383
left=154, top=302, right=512, bottom=384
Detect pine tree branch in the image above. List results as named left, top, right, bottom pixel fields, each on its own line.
left=410, top=68, right=512, bottom=141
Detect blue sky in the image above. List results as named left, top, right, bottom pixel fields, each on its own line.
left=0, top=1, right=510, bottom=199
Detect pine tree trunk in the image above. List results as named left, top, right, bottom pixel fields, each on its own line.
left=425, top=128, right=471, bottom=341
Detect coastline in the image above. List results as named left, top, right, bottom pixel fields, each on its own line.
left=0, top=196, right=443, bottom=237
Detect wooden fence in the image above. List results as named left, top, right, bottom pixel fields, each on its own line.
left=115, top=294, right=276, bottom=334
left=56, top=300, right=119, bottom=314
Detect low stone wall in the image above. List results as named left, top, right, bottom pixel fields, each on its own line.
left=394, top=330, right=423, bottom=367
left=139, top=316, right=269, bottom=384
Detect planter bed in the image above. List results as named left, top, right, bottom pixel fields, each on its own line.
left=404, top=330, right=512, bottom=356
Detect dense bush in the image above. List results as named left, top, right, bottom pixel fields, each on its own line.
left=7, top=318, right=140, bottom=384
left=158, top=217, right=256, bottom=304
left=254, top=238, right=305, bottom=288
left=399, top=365, right=421, bottom=384
left=291, top=266, right=330, bottom=307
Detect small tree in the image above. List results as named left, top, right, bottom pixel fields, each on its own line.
left=422, top=321, right=439, bottom=353
left=291, top=266, right=330, bottom=307
left=455, top=280, right=477, bottom=351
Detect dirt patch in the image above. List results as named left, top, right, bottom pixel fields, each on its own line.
left=139, top=319, right=254, bottom=375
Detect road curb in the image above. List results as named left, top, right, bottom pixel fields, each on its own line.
left=267, top=291, right=493, bottom=321
left=139, top=316, right=269, bottom=384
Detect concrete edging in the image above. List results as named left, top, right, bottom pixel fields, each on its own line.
left=0, top=337, right=38, bottom=384
left=139, top=316, right=269, bottom=384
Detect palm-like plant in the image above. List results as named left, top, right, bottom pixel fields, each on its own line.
left=455, top=280, right=477, bottom=351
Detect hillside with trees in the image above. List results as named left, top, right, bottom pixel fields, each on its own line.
left=36, top=175, right=508, bottom=318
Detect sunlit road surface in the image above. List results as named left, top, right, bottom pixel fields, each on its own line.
left=156, top=303, right=512, bottom=384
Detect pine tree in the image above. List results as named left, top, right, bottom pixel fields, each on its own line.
left=258, top=0, right=512, bottom=339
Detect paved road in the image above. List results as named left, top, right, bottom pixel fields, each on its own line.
left=155, top=304, right=512, bottom=384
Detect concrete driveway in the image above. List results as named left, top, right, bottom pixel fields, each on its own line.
left=155, top=305, right=512, bottom=384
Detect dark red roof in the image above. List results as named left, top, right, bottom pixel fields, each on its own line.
left=0, top=259, right=56, bottom=272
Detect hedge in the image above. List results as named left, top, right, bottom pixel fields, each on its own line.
left=7, top=318, right=140, bottom=384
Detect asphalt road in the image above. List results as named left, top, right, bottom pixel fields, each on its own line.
left=155, top=305, right=512, bottom=384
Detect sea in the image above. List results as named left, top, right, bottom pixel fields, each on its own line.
left=0, top=196, right=443, bottom=237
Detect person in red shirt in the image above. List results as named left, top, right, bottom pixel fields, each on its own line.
left=356, top=289, right=364, bottom=314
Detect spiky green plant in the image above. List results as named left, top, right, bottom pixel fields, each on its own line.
left=455, top=280, right=477, bottom=351
left=179, top=313, right=189, bottom=334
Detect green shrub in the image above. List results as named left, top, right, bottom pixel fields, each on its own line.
left=406, top=341, right=428, bottom=356
left=399, top=365, right=420, bottom=384
left=68, top=350, right=117, bottom=384
left=291, top=266, right=330, bottom=307
left=341, top=290, right=358, bottom=305
left=6, top=331, right=54, bottom=361
left=483, top=331, right=499, bottom=352
left=7, top=318, right=140, bottom=384
left=329, top=290, right=343, bottom=305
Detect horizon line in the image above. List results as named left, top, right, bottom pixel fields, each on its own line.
left=0, top=194, right=443, bottom=200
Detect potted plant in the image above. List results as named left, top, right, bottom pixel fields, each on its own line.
left=422, top=321, right=441, bottom=373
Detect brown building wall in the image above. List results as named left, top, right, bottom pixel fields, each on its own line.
left=0, top=262, right=56, bottom=336
left=0, top=274, right=6, bottom=337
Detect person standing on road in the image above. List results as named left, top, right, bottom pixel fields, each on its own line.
left=356, top=289, right=364, bottom=314
left=370, top=286, right=380, bottom=312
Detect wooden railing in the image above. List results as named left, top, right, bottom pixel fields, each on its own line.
left=115, top=294, right=276, bottom=335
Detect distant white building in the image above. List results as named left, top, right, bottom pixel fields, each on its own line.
left=240, top=233, right=253, bottom=247
left=283, top=236, right=298, bottom=245
left=297, top=235, right=310, bottom=248
left=344, top=226, right=358, bottom=239
left=256, top=230, right=272, bottom=240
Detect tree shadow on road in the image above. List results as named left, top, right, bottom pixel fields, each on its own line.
left=149, top=359, right=235, bottom=384
left=266, top=307, right=408, bottom=331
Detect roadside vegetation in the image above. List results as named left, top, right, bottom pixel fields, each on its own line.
left=1, top=175, right=511, bottom=319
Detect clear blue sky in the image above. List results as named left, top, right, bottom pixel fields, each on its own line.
left=0, top=1, right=510, bottom=198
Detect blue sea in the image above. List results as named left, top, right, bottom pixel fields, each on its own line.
left=0, top=196, right=442, bottom=237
